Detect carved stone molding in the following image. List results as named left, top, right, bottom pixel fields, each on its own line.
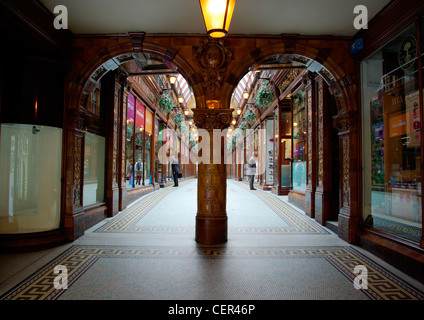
left=341, top=138, right=351, bottom=209
left=196, top=38, right=232, bottom=99
left=192, top=108, right=233, bottom=130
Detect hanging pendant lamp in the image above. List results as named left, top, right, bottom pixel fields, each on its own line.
left=199, top=0, right=236, bottom=38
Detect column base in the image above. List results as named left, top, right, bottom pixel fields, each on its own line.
left=195, top=216, right=228, bottom=245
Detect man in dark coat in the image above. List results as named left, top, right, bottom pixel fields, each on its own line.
left=171, top=155, right=180, bottom=187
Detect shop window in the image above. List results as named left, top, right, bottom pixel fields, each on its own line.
left=279, top=109, right=292, bottom=187
left=292, top=90, right=307, bottom=192
left=154, top=118, right=160, bottom=183
left=144, top=109, right=153, bottom=185
left=83, top=132, right=105, bottom=206
left=265, top=119, right=274, bottom=185
left=89, top=88, right=101, bottom=115
left=0, top=124, right=62, bottom=233
left=125, top=93, right=154, bottom=188
left=134, top=127, right=144, bottom=186
left=126, top=93, right=135, bottom=188
left=144, top=132, right=151, bottom=185
left=361, top=23, right=422, bottom=243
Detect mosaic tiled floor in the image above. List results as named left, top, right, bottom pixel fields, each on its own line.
left=95, top=180, right=328, bottom=235
left=1, top=245, right=423, bottom=300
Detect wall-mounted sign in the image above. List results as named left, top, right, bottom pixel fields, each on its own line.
left=398, top=35, right=417, bottom=71
left=351, top=38, right=364, bottom=55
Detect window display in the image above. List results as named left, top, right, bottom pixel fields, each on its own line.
left=145, top=109, right=153, bottom=185
left=292, top=90, right=307, bottom=192
left=279, top=109, right=292, bottom=187
left=0, top=124, right=62, bottom=233
left=361, top=23, right=422, bottom=242
left=126, top=93, right=135, bottom=188
left=265, top=119, right=274, bottom=184
left=83, top=132, right=105, bottom=206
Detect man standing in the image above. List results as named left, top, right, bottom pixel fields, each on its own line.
left=248, top=152, right=257, bottom=190
left=171, top=155, right=180, bottom=187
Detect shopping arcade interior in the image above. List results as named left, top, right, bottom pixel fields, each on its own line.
left=0, top=0, right=424, bottom=286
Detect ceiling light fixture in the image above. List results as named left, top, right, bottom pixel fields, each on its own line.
left=199, top=0, right=236, bottom=38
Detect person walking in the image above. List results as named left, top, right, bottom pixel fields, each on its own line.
left=135, top=159, right=142, bottom=185
left=171, top=155, right=180, bottom=187
left=248, top=152, right=257, bottom=190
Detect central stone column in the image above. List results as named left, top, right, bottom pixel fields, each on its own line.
left=193, top=107, right=233, bottom=244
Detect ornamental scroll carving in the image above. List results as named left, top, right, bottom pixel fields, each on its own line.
left=317, top=79, right=324, bottom=188
left=196, top=38, right=232, bottom=100
left=333, top=111, right=356, bottom=135
left=333, top=111, right=355, bottom=210
left=73, top=134, right=84, bottom=208
left=341, top=138, right=350, bottom=209
left=113, top=82, right=119, bottom=187
left=192, top=108, right=233, bottom=130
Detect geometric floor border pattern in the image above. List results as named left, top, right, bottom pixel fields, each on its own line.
left=95, top=180, right=328, bottom=235
left=1, top=245, right=423, bottom=300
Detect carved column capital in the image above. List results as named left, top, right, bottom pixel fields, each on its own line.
left=192, top=108, right=233, bottom=130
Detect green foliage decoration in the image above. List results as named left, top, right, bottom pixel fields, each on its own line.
left=255, top=86, right=274, bottom=109
left=244, top=109, right=256, bottom=125
left=159, top=94, right=174, bottom=114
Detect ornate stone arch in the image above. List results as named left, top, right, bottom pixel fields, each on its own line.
left=67, top=39, right=204, bottom=111
left=221, top=41, right=356, bottom=114
left=220, top=40, right=359, bottom=243
left=64, top=38, right=205, bottom=240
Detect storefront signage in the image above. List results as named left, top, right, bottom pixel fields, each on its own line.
left=135, top=99, right=145, bottom=129
left=155, top=118, right=159, bottom=138
left=389, top=113, right=406, bottom=137
left=145, top=108, right=153, bottom=135
left=127, top=94, right=135, bottom=123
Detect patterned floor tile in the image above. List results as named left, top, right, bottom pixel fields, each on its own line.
left=1, top=245, right=423, bottom=300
